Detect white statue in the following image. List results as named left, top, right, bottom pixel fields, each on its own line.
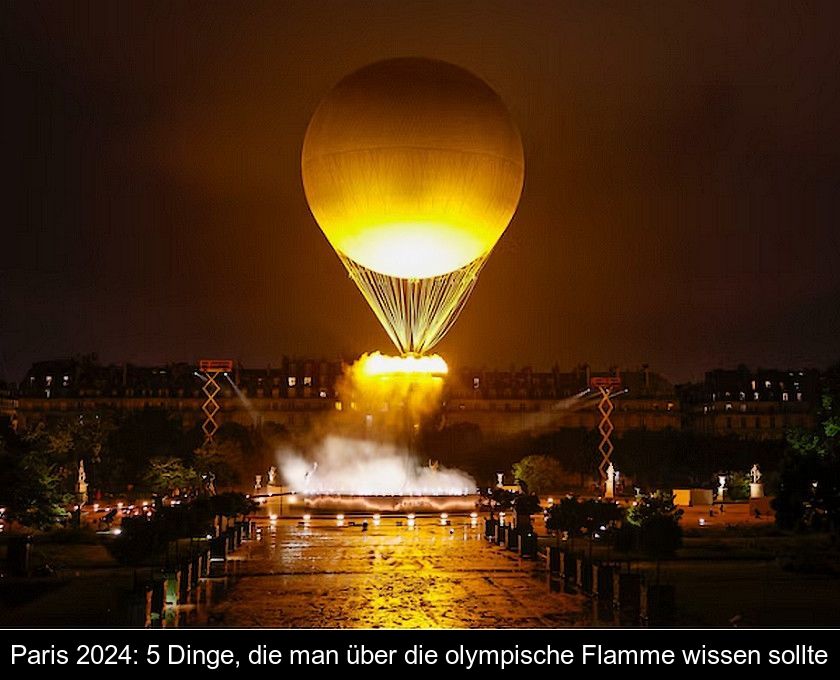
left=76, top=460, right=88, bottom=505
left=496, top=472, right=504, bottom=487
left=255, top=474, right=262, bottom=491
left=268, top=466, right=277, bottom=485
left=605, top=462, right=616, bottom=499
left=717, top=474, right=727, bottom=501
left=749, top=464, right=764, bottom=498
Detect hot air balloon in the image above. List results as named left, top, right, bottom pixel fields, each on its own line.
left=302, top=57, right=524, bottom=355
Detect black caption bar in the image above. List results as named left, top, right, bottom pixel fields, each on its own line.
left=4, top=629, right=836, bottom=675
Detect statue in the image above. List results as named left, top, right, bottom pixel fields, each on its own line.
left=255, top=474, right=262, bottom=491
left=76, top=459, right=89, bottom=505
left=605, top=462, right=616, bottom=499
left=496, top=472, right=504, bottom=488
left=204, top=471, right=216, bottom=496
left=749, top=464, right=764, bottom=499
left=716, top=474, right=727, bottom=502
left=268, top=466, right=277, bottom=486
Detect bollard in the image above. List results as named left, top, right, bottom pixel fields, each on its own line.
left=561, top=552, right=577, bottom=582
left=484, top=518, right=498, bottom=539
left=641, top=583, right=676, bottom=625
left=495, top=523, right=506, bottom=546
left=547, top=546, right=562, bottom=573
left=576, top=556, right=593, bottom=594
left=593, top=563, right=616, bottom=600
left=190, top=555, right=201, bottom=587
left=7, top=535, right=33, bottom=577
left=163, top=569, right=182, bottom=607
left=180, top=561, right=193, bottom=596
left=127, top=584, right=153, bottom=628
left=506, top=528, right=520, bottom=552
left=519, top=531, right=537, bottom=559
left=210, top=535, right=227, bottom=560
left=613, top=571, right=643, bottom=617
left=150, top=579, right=165, bottom=627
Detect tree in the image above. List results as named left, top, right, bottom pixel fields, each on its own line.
left=4, top=450, right=72, bottom=529
left=194, top=438, right=246, bottom=489
left=511, top=455, right=572, bottom=494
left=774, top=393, right=840, bottom=531
left=143, top=457, right=198, bottom=496
left=512, top=492, right=542, bottom=532
left=626, top=492, right=684, bottom=580
left=477, top=486, right=516, bottom=520
left=580, top=497, right=624, bottom=557
left=107, top=408, right=198, bottom=491
left=544, top=495, right=584, bottom=548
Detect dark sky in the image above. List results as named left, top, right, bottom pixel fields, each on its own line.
left=3, top=1, right=839, bottom=383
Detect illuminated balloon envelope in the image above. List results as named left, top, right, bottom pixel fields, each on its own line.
left=302, top=58, right=524, bottom=354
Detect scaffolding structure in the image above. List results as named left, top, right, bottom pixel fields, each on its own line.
left=198, top=359, right=233, bottom=446
left=591, top=376, right=622, bottom=488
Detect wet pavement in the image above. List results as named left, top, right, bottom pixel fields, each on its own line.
left=202, top=517, right=592, bottom=628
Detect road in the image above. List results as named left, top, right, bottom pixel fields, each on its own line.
left=203, top=517, right=591, bottom=628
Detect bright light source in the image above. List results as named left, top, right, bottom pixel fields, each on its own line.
left=470, top=511, right=478, bottom=518
left=302, top=514, right=311, bottom=522
left=110, top=528, right=122, bottom=536
left=358, top=352, right=448, bottom=377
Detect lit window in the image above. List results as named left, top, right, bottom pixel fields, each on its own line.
left=739, top=391, right=745, bottom=401
left=725, top=403, right=733, bottom=411
left=288, top=377, right=297, bottom=387
left=303, top=376, right=312, bottom=386
left=754, top=392, right=760, bottom=400
left=45, top=375, right=53, bottom=386
left=765, top=380, right=771, bottom=389
left=319, top=390, right=327, bottom=398
left=796, top=392, right=803, bottom=401
left=473, top=377, right=480, bottom=389
left=782, top=392, right=789, bottom=401
left=62, top=374, right=70, bottom=386
left=334, top=401, right=342, bottom=411
left=666, top=402, right=674, bottom=411
left=750, top=380, right=756, bottom=391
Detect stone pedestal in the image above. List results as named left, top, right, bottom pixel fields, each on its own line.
left=750, top=483, right=765, bottom=499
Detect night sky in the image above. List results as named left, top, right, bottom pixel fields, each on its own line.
left=3, top=1, right=839, bottom=383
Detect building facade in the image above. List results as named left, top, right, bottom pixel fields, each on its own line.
left=0, top=357, right=822, bottom=441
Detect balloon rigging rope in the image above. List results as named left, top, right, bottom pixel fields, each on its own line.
left=340, top=254, right=487, bottom=355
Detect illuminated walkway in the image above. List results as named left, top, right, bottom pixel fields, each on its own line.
left=204, top=518, right=591, bottom=628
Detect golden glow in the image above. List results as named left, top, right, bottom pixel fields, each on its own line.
left=332, top=221, right=489, bottom=281
left=302, top=58, right=523, bottom=280
left=357, top=352, right=448, bottom=378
